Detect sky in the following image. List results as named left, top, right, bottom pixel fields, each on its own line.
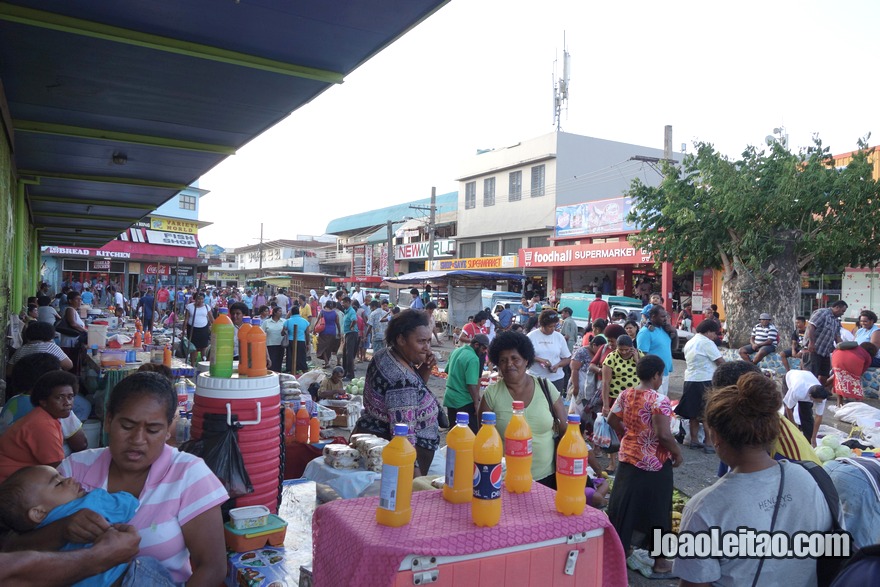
left=198, top=0, right=880, bottom=248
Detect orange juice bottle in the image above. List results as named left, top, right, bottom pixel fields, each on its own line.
left=443, top=412, right=475, bottom=504
left=135, top=318, right=143, bottom=332
left=556, top=414, right=589, bottom=515
left=376, top=423, right=416, bottom=527
left=504, top=400, right=533, bottom=493
left=247, top=318, right=267, bottom=377
left=295, top=401, right=310, bottom=444
left=144, top=330, right=152, bottom=345
left=163, top=345, right=172, bottom=368
left=284, top=401, right=298, bottom=437
left=472, top=412, right=503, bottom=527
left=237, top=317, right=253, bottom=376
left=309, top=409, right=321, bottom=443
left=132, top=330, right=142, bottom=349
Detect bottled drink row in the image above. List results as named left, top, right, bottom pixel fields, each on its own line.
left=377, top=406, right=590, bottom=528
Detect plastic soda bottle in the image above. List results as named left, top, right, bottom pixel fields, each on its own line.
left=237, top=317, right=253, bottom=376
left=247, top=318, right=268, bottom=377
left=132, top=330, right=142, bottom=349
left=295, top=401, right=310, bottom=443
left=472, top=412, right=503, bottom=527
left=163, top=345, right=172, bottom=368
left=376, top=423, right=416, bottom=527
left=144, top=330, right=152, bottom=345
left=309, top=409, right=321, bottom=443
left=556, top=414, right=589, bottom=515
left=505, top=400, right=533, bottom=493
left=443, top=412, right=475, bottom=504
left=175, top=377, right=188, bottom=410
left=284, top=401, right=298, bottom=437
left=209, top=308, right=234, bottom=378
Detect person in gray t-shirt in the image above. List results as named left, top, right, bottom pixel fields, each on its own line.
left=673, top=371, right=834, bottom=586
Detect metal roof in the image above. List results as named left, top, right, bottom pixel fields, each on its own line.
left=0, top=0, right=449, bottom=246
left=325, top=190, right=459, bottom=235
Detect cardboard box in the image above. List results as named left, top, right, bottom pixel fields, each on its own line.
left=329, top=405, right=360, bottom=430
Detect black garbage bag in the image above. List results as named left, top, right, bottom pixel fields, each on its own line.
left=179, top=412, right=253, bottom=498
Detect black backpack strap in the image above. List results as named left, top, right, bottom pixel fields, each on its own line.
left=795, top=460, right=843, bottom=531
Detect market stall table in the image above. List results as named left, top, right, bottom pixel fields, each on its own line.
left=312, top=482, right=627, bottom=587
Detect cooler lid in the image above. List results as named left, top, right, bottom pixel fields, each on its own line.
left=223, top=514, right=287, bottom=537
left=196, top=372, right=280, bottom=399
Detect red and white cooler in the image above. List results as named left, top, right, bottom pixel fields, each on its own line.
left=192, top=372, right=283, bottom=513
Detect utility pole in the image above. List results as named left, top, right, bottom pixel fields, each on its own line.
left=258, top=222, right=263, bottom=280
left=664, top=125, right=672, bottom=162
left=409, top=186, right=437, bottom=269
left=386, top=220, right=395, bottom=278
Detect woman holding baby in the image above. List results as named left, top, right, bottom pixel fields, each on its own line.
left=4, top=371, right=228, bottom=585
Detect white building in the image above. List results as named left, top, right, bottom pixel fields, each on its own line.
left=455, top=130, right=678, bottom=293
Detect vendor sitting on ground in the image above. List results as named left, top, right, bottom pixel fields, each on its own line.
left=0, top=465, right=166, bottom=586
left=318, top=367, right=346, bottom=399
left=738, top=313, right=779, bottom=364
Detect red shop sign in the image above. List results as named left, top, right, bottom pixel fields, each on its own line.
left=519, top=241, right=653, bottom=268
left=145, top=263, right=171, bottom=275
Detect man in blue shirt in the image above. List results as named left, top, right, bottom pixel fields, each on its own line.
left=636, top=305, right=674, bottom=395
left=341, top=297, right=359, bottom=380
left=497, top=304, right=513, bottom=330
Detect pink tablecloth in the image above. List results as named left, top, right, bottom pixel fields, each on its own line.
left=312, top=483, right=627, bottom=587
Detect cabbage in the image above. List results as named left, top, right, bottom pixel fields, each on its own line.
left=815, top=446, right=836, bottom=462
left=834, top=445, right=852, bottom=458
left=821, top=435, right=841, bottom=448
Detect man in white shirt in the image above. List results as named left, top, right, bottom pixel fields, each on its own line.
left=319, top=288, right=331, bottom=307
left=275, top=289, right=290, bottom=316
left=783, top=369, right=829, bottom=447
left=351, top=285, right=365, bottom=306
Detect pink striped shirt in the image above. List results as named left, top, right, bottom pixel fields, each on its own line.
left=60, top=445, right=228, bottom=582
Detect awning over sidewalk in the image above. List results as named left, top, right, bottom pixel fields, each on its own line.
left=0, top=0, right=449, bottom=246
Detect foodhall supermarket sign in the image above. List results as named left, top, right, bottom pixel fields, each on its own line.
left=519, top=242, right=652, bottom=267
left=426, top=255, right=519, bottom=271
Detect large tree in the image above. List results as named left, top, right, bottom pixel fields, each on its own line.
left=627, top=137, right=880, bottom=346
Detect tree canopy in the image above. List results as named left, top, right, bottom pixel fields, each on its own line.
left=628, top=137, right=880, bottom=276
left=626, top=136, right=880, bottom=345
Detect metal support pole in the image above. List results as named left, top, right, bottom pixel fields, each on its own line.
left=428, top=186, right=436, bottom=268
left=387, top=220, right=395, bottom=277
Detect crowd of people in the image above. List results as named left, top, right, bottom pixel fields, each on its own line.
left=6, top=276, right=880, bottom=584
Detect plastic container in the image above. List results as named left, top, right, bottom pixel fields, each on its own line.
left=472, top=412, right=503, bottom=527
left=100, top=349, right=126, bottom=367
left=238, top=317, right=253, bottom=376
left=82, top=419, right=102, bottom=448
left=247, top=318, right=268, bottom=377
left=163, top=346, right=172, bottom=368
left=148, top=345, right=165, bottom=365
left=295, top=402, right=310, bottom=444
left=556, top=414, right=589, bottom=516
left=175, top=377, right=188, bottom=410
left=229, top=505, right=270, bottom=530
left=376, top=423, right=416, bottom=527
left=443, top=412, right=475, bottom=504
left=87, top=324, right=108, bottom=349
left=309, top=409, right=320, bottom=443
left=504, top=400, right=533, bottom=493
left=210, top=308, right=234, bottom=377
left=223, top=514, right=287, bottom=552
left=194, top=372, right=282, bottom=513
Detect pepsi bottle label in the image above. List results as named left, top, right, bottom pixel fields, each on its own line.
left=473, top=461, right=502, bottom=500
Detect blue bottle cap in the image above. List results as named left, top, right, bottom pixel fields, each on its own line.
left=251, top=318, right=261, bottom=326
left=393, top=423, right=409, bottom=436
left=219, top=308, right=229, bottom=314
left=242, top=317, right=252, bottom=324
left=481, top=411, right=496, bottom=425
left=456, top=412, right=470, bottom=425
left=567, top=414, right=581, bottom=424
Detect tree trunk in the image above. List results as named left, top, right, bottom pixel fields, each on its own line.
left=721, top=239, right=801, bottom=349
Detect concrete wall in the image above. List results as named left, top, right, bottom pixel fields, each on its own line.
left=555, top=132, right=672, bottom=206
left=456, top=132, right=559, bottom=239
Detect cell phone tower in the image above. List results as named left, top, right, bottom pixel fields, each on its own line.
left=552, top=36, right=571, bottom=132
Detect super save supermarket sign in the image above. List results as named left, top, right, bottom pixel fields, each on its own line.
left=519, top=241, right=653, bottom=267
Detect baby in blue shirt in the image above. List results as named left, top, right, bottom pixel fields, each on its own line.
left=0, top=465, right=139, bottom=587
